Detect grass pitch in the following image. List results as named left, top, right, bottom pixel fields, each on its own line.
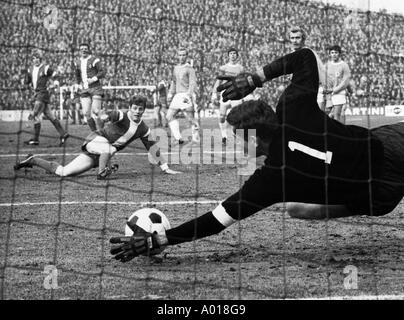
left=0, top=115, right=403, bottom=299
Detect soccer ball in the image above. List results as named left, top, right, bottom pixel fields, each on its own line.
left=124, top=208, right=171, bottom=255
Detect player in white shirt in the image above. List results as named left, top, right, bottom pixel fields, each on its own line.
left=318, top=45, right=351, bottom=123
left=212, top=48, right=252, bottom=145
left=166, top=48, right=199, bottom=144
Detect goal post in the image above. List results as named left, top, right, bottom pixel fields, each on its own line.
left=58, top=85, right=157, bottom=120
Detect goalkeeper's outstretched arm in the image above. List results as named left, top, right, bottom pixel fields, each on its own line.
left=218, top=48, right=320, bottom=102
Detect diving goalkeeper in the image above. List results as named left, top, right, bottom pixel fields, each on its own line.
left=110, top=48, right=404, bottom=262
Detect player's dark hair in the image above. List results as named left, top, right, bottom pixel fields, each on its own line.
left=130, top=95, right=147, bottom=108
left=227, top=47, right=239, bottom=56
left=227, top=100, right=279, bottom=142
left=79, top=42, right=91, bottom=50
left=328, top=45, right=342, bottom=54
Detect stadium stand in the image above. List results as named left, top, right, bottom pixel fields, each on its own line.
left=0, top=0, right=403, bottom=110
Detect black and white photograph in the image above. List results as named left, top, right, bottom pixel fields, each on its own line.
left=0, top=0, right=403, bottom=305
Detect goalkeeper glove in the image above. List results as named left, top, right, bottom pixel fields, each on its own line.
left=217, top=73, right=263, bottom=102
left=110, top=228, right=164, bottom=262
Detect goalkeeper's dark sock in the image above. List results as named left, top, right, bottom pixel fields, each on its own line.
left=87, top=118, right=97, bottom=132
left=34, top=123, right=41, bottom=141
left=98, top=153, right=111, bottom=174
left=32, top=157, right=60, bottom=173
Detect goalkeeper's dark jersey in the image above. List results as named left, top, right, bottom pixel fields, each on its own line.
left=221, top=48, right=384, bottom=219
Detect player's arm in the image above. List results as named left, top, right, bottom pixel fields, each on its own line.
left=211, top=66, right=227, bottom=105
left=165, top=167, right=281, bottom=244
left=152, top=90, right=158, bottom=106
left=187, top=67, right=197, bottom=96
left=218, top=48, right=320, bottom=102
left=110, top=167, right=280, bottom=261
left=211, top=79, right=221, bottom=97
left=140, top=129, right=181, bottom=175
left=94, top=58, right=106, bottom=79
left=23, top=69, right=32, bottom=86
left=99, top=110, right=123, bottom=123
left=74, top=62, right=82, bottom=85
left=332, top=63, right=351, bottom=95
left=44, top=65, right=55, bottom=77
left=167, top=68, right=176, bottom=103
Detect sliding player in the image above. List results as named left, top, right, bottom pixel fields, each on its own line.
left=23, top=51, right=69, bottom=146
left=14, top=96, right=180, bottom=179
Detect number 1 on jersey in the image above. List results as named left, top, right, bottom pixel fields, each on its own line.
left=288, top=141, right=333, bottom=164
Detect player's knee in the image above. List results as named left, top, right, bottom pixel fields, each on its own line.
left=84, top=110, right=92, bottom=119
left=219, top=115, right=226, bottom=123
left=45, top=111, right=56, bottom=122
left=53, top=163, right=69, bottom=176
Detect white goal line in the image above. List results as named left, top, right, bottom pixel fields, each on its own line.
left=0, top=150, right=243, bottom=158
left=0, top=200, right=220, bottom=208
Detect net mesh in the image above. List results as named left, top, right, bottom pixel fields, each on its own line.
left=0, top=0, right=403, bottom=300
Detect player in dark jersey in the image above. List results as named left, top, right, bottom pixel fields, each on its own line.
left=109, top=47, right=404, bottom=261
left=14, top=96, right=180, bottom=180
left=24, top=51, right=69, bottom=146
left=74, top=42, right=106, bottom=132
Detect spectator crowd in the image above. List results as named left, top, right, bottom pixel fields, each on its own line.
left=1, top=0, right=403, bottom=111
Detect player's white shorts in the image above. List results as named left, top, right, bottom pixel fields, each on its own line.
left=331, top=93, right=346, bottom=106
left=86, top=135, right=117, bottom=155
left=169, top=92, right=193, bottom=111
left=318, top=87, right=346, bottom=108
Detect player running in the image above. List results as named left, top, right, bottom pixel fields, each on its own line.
left=109, top=48, right=404, bottom=261
left=318, top=45, right=351, bottom=123
left=14, top=96, right=180, bottom=180
left=166, top=48, right=199, bottom=145
left=23, top=51, right=69, bottom=146
left=74, top=42, right=106, bottom=132
left=211, top=47, right=249, bottom=145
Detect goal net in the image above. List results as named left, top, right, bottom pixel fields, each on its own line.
left=1, top=0, right=403, bottom=302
